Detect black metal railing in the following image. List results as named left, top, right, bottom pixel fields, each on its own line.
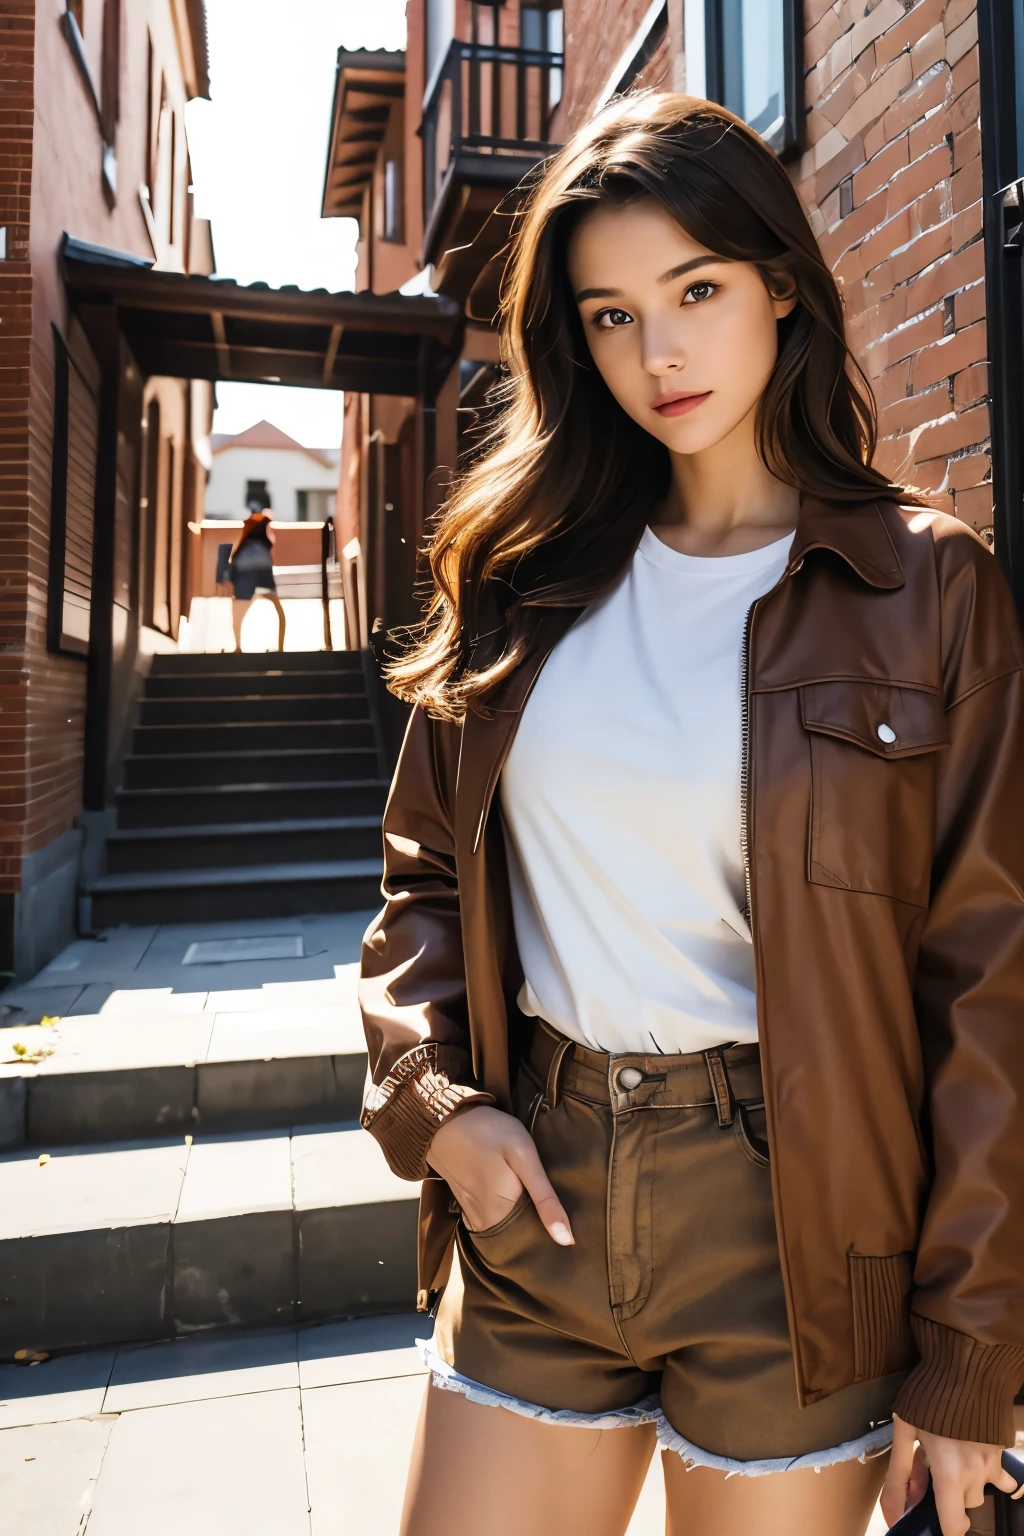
left=422, top=39, right=564, bottom=232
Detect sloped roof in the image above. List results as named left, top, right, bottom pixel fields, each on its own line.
left=61, top=236, right=463, bottom=396
left=322, top=49, right=406, bottom=220
left=212, top=421, right=339, bottom=468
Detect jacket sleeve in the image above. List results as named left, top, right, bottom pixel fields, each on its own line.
left=358, top=705, right=495, bottom=1180
left=893, top=529, right=1024, bottom=1445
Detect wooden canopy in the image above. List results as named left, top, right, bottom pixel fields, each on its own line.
left=321, top=49, right=406, bottom=220
left=61, top=237, right=462, bottom=396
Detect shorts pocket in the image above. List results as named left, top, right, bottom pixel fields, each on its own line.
left=801, top=681, right=947, bottom=906
left=463, top=1189, right=532, bottom=1241
left=734, top=1101, right=770, bottom=1168
left=848, top=1251, right=916, bottom=1382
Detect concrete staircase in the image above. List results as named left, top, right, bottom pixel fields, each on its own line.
left=0, top=927, right=420, bottom=1357
left=85, top=652, right=390, bottom=928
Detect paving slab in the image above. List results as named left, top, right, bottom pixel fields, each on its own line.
left=303, top=1373, right=425, bottom=1534
left=176, top=1131, right=292, bottom=1221
left=86, top=1388, right=310, bottom=1536
left=0, top=1417, right=115, bottom=1536
left=292, top=1123, right=411, bottom=1210
left=0, top=1138, right=190, bottom=1239
left=298, top=1313, right=424, bottom=1389
left=100, top=988, right=210, bottom=1017
left=206, top=1006, right=364, bottom=1061
left=0, top=1349, right=116, bottom=1429
left=104, top=1327, right=299, bottom=1412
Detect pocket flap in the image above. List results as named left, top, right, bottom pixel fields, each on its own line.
left=800, top=681, right=949, bottom=759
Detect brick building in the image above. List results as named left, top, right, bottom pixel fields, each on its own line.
left=330, top=0, right=1023, bottom=651
left=0, top=0, right=214, bottom=976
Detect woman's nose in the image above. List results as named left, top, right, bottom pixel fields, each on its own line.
left=641, top=322, right=686, bottom=376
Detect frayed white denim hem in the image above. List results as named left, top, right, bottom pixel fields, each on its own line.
left=420, top=1342, right=894, bottom=1477
left=655, top=1415, right=894, bottom=1478
left=419, top=1343, right=660, bottom=1430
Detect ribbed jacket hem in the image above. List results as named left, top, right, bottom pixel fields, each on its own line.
left=361, top=1043, right=495, bottom=1180
left=893, top=1316, right=1024, bottom=1444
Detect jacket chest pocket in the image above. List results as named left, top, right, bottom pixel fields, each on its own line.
left=800, top=681, right=948, bottom=908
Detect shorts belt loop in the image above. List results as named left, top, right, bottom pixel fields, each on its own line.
left=703, top=1046, right=736, bottom=1127
left=545, top=1036, right=574, bottom=1113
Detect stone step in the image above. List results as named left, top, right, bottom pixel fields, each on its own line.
left=0, top=997, right=370, bottom=1147
left=0, top=1122, right=419, bottom=1355
left=131, top=720, right=375, bottom=755
left=115, top=779, right=389, bottom=828
left=150, top=651, right=364, bottom=675
left=145, top=671, right=358, bottom=699
left=139, top=692, right=370, bottom=725
left=85, top=859, right=384, bottom=927
left=105, top=816, right=383, bottom=875
left=123, top=747, right=380, bottom=792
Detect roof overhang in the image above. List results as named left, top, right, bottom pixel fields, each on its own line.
left=182, top=0, right=210, bottom=100
left=425, top=152, right=544, bottom=303
left=61, top=237, right=463, bottom=396
left=321, top=48, right=406, bottom=221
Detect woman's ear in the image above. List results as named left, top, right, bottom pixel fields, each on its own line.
left=773, top=288, right=799, bottom=320
left=763, top=262, right=799, bottom=320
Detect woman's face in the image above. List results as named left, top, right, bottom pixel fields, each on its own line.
left=567, top=197, right=796, bottom=457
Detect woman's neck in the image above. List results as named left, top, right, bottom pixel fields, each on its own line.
left=651, top=415, right=800, bottom=558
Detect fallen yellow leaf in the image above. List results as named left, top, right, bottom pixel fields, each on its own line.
left=13, top=1349, right=29, bottom=1361
left=11, top=1042, right=26, bottom=1057
left=39, top=1017, right=59, bottom=1028
left=37, top=1154, right=50, bottom=1167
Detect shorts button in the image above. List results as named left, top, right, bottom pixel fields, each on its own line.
left=876, top=723, right=897, bottom=744
left=616, top=1066, right=644, bottom=1091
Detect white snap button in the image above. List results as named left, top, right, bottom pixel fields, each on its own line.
left=877, top=723, right=896, bottom=744
left=616, top=1066, right=644, bottom=1091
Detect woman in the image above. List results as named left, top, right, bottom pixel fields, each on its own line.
left=359, top=96, right=1024, bottom=1536
left=226, top=507, right=286, bottom=651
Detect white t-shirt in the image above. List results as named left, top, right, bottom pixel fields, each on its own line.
left=499, top=524, right=795, bottom=1056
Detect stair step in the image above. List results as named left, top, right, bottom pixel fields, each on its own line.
left=0, top=1002, right=370, bottom=1147
left=139, top=693, right=371, bottom=725
left=115, top=781, right=389, bottom=829
left=106, top=817, right=383, bottom=874
left=86, top=859, right=384, bottom=927
left=150, top=651, right=364, bottom=674
left=123, top=747, right=380, bottom=791
left=0, top=1123, right=418, bottom=1353
left=145, top=672, right=359, bottom=698
left=131, top=721, right=375, bottom=755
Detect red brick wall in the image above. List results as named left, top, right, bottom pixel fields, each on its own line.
left=560, top=0, right=670, bottom=133
left=0, top=1, right=35, bottom=890
left=795, top=0, right=989, bottom=531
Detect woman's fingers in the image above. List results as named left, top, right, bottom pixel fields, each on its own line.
left=880, top=1417, right=918, bottom=1526
left=504, top=1133, right=574, bottom=1246
left=932, top=1477, right=970, bottom=1536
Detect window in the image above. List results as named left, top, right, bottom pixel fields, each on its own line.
left=425, top=0, right=456, bottom=97
left=384, top=157, right=404, bottom=242
left=48, top=327, right=99, bottom=656
left=521, top=6, right=564, bottom=110
left=245, top=480, right=270, bottom=513
left=700, top=0, right=801, bottom=158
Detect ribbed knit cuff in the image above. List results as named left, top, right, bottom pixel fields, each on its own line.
left=361, top=1043, right=495, bottom=1181
left=893, top=1316, right=1024, bottom=1445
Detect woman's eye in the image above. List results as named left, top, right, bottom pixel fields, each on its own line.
left=595, top=308, right=633, bottom=329
left=684, top=282, right=716, bottom=304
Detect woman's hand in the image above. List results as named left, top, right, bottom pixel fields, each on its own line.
left=426, top=1105, right=574, bottom=1245
left=881, top=1413, right=1022, bottom=1534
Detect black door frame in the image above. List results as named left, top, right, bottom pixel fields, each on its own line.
left=979, top=0, right=1024, bottom=616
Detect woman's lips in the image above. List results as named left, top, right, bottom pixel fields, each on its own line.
left=652, top=390, right=712, bottom=418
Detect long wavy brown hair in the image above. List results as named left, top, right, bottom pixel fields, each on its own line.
left=389, top=93, right=923, bottom=720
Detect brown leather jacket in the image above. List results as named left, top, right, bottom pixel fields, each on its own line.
left=359, top=495, right=1024, bottom=1444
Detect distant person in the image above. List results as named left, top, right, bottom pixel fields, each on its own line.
left=226, top=502, right=286, bottom=652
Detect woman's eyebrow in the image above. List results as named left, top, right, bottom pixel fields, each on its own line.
left=658, top=255, right=731, bottom=284
left=574, top=255, right=731, bottom=303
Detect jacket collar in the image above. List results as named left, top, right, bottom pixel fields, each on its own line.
left=789, top=495, right=904, bottom=590
left=455, top=496, right=905, bottom=855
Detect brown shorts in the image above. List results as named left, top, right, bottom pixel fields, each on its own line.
left=428, top=1021, right=904, bottom=1472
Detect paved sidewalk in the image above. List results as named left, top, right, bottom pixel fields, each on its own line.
left=0, top=1315, right=672, bottom=1535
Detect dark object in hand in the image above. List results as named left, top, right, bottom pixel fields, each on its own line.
left=887, top=1450, right=1024, bottom=1535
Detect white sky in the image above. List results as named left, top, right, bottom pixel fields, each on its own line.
left=186, top=0, right=407, bottom=448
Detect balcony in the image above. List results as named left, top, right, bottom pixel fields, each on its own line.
left=422, top=38, right=564, bottom=299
